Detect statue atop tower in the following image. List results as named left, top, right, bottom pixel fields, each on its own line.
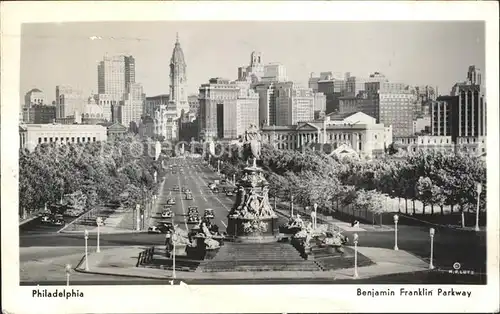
left=169, top=33, right=189, bottom=117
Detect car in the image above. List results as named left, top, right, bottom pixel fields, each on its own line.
left=185, top=193, right=193, bottom=200
left=221, top=179, right=227, bottom=184
left=208, top=183, right=216, bottom=189
left=204, top=208, right=215, bottom=219
left=163, top=204, right=172, bottom=210
left=185, top=188, right=191, bottom=193
left=187, top=215, right=201, bottom=224
left=161, top=210, right=173, bottom=219
left=41, top=216, right=51, bottom=224
left=167, top=198, right=176, bottom=205
left=52, top=218, right=65, bottom=226
left=233, top=187, right=239, bottom=194
left=148, top=226, right=162, bottom=234
left=181, top=187, right=187, bottom=192
left=212, top=188, right=220, bottom=193
left=172, top=187, right=180, bottom=192
left=226, top=191, right=234, bottom=197
left=188, top=207, right=199, bottom=216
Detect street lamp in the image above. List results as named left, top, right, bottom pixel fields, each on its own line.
left=353, top=233, right=359, bottom=279
left=313, top=203, right=318, bottom=229
left=233, top=174, right=236, bottom=185
left=291, top=195, right=294, bottom=217
left=84, top=230, right=89, bottom=271
left=96, top=217, right=103, bottom=253
left=217, top=160, right=221, bottom=174
left=136, top=204, right=141, bottom=231
left=429, top=228, right=435, bottom=270
left=172, top=233, right=178, bottom=279
left=393, top=214, right=399, bottom=251
left=475, top=183, right=482, bottom=232
left=65, top=264, right=71, bottom=286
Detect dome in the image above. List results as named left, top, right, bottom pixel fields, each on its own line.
left=170, top=33, right=186, bottom=65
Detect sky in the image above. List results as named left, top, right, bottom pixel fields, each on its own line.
left=20, top=21, right=485, bottom=103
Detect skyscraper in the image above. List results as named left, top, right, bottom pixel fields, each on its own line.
left=55, top=85, right=84, bottom=119
left=169, top=33, right=189, bottom=117
left=97, top=54, right=143, bottom=126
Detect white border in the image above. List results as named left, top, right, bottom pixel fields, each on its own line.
left=1, top=1, right=499, bottom=313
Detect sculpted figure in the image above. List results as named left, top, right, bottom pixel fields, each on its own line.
left=244, top=124, right=262, bottom=161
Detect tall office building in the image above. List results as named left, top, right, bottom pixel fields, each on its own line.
left=124, top=56, right=136, bottom=90
left=238, top=51, right=288, bottom=83
left=199, top=78, right=239, bottom=140
left=254, top=82, right=277, bottom=127
left=121, top=83, right=145, bottom=129
left=169, top=33, right=189, bottom=117
left=450, top=66, right=486, bottom=138
left=275, top=82, right=314, bottom=126
left=55, top=85, right=85, bottom=119
left=199, top=78, right=259, bottom=140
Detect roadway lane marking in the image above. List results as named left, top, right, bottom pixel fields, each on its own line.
left=220, top=220, right=227, bottom=228
left=211, top=195, right=231, bottom=212
left=176, top=174, right=189, bottom=230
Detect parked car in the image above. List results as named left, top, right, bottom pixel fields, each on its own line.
left=167, top=198, right=176, bottom=205
left=172, top=186, right=180, bottom=192
left=226, top=191, right=234, bottom=197
left=186, top=193, right=193, bottom=200
left=181, top=187, right=187, bottom=192
left=41, top=216, right=51, bottom=224
left=213, top=188, right=220, bottom=193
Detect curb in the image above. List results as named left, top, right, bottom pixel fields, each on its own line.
left=19, top=216, right=40, bottom=226
left=60, top=230, right=147, bottom=234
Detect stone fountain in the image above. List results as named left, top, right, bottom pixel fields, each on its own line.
left=226, top=124, right=279, bottom=243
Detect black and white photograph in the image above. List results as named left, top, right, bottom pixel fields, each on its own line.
left=2, top=1, right=499, bottom=313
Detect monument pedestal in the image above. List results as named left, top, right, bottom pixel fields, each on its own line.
left=227, top=217, right=279, bottom=243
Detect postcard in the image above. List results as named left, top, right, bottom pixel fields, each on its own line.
left=1, top=1, right=499, bottom=313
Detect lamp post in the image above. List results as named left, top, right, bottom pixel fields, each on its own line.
left=353, top=233, right=359, bottom=279
left=96, top=217, right=103, bottom=253
left=291, top=195, right=294, bottom=217
left=233, top=174, right=236, bottom=185
left=172, top=233, right=178, bottom=279
left=429, top=228, right=435, bottom=270
left=217, top=160, right=220, bottom=174
left=313, top=203, right=318, bottom=229
left=65, top=264, right=71, bottom=286
left=84, top=230, right=89, bottom=271
left=136, top=204, right=141, bottom=231
left=393, top=214, right=399, bottom=251
left=475, top=183, right=482, bottom=232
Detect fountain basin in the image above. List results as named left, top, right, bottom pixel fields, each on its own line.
left=227, top=217, right=279, bottom=243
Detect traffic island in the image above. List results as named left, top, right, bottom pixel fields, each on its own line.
left=74, top=245, right=430, bottom=282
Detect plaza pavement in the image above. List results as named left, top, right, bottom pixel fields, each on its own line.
left=74, top=245, right=429, bottom=281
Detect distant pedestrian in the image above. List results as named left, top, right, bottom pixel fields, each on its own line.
left=351, top=220, right=359, bottom=228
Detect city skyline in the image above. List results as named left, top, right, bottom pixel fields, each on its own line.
left=20, top=21, right=485, bottom=103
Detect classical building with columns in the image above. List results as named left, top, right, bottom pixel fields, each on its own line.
left=19, top=123, right=108, bottom=152
left=260, top=111, right=392, bottom=158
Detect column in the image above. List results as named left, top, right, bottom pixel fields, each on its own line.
left=471, top=91, right=475, bottom=137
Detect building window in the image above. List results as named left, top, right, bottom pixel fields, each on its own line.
left=38, top=138, right=42, bottom=144
left=71, top=137, right=75, bottom=142
left=44, top=137, right=48, bottom=143
left=49, top=138, right=53, bottom=143
left=77, top=138, right=80, bottom=143
left=88, top=137, right=91, bottom=142
left=93, top=137, right=96, bottom=142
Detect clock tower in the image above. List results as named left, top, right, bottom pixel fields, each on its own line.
left=169, top=33, right=189, bottom=117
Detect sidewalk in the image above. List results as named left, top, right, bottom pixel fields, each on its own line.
left=60, top=207, right=140, bottom=234
left=75, top=245, right=429, bottom=281
left=147, top=178, right=167, bottom=228
left=273, top=201, right=393, bottom=233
